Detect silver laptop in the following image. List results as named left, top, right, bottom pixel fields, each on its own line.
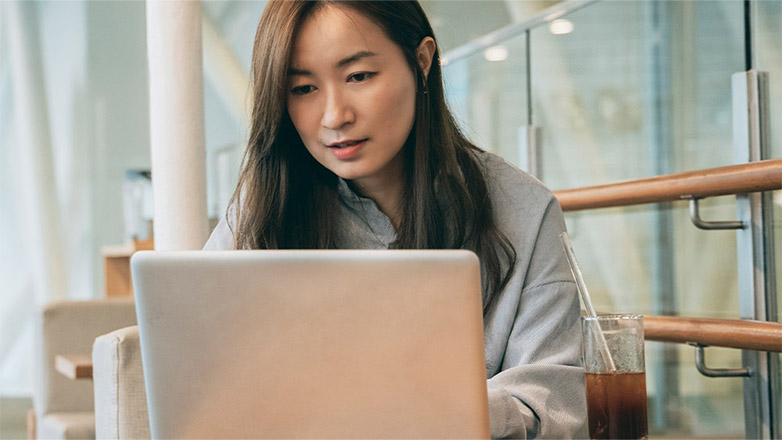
left=131, top=250, right=490, bottom=439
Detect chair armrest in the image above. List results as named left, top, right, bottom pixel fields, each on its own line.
left=93, top=325, right=150, bottom=439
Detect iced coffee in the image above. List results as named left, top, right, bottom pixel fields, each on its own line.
left=582, top=314, right=648, bottom=439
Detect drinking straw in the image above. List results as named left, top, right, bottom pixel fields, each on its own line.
left=559, top=232, right=616, bottom=372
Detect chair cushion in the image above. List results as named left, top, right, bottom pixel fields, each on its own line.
left=37, top=411, right=95, bottom=440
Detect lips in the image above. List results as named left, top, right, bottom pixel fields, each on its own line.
left=327, top=138, right=367, bottom=160
left=328, top=139, right=365, bottom=149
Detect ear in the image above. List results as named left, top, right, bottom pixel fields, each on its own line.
left=415, top=37, right=437, bottom=79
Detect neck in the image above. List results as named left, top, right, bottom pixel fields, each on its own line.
left=350, top=175, right=404, bottom=231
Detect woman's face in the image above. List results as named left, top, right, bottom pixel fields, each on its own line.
left=286, top=5, right=417, bottom=191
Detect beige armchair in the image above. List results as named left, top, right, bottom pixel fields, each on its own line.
left=33, top=298, right=137, bottom=439
left=92, top=325, right=150, bottom=439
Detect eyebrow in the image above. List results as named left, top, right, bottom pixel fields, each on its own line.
left=337, top=50, right=376, bottom=68
left=288, top=50, right=377, bottom=77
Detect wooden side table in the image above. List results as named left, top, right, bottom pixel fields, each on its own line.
left=102, top=239, right=154, bottom=297
left=55, top=354, right=93, bottom=380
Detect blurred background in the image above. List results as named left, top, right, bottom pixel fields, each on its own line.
left=1, top=0, right=780, bottom=438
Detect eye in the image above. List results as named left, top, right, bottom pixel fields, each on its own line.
left=291, top=84, right=316, bottom=96
left=348, top=72, right=377, bottom=83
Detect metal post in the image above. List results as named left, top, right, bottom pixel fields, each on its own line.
left=645, top=0, right=680, bottom=430
left=732, top=69, right=778, bottom=439
left=517, top=126, right=541, bottom=179
left=517, top=29, right=542, bottom=180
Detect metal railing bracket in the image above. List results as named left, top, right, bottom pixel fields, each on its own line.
left=689, top=198, right=747, bottom=230
left=689, top=343, right=753, bottom=378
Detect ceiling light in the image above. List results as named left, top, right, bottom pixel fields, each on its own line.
left=549, top=18, right=574, bottom=35
left=484, top=45, right=508, bottom=62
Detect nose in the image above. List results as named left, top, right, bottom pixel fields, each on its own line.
left=321, top=88, right=355, bottom=131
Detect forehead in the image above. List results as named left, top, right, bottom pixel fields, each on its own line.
left=289, top=5, right=400, bottom=68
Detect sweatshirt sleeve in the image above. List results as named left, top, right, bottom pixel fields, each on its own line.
left=486, top=277, right=587, bottom=438
left=483, top=164, right=587, bottom=438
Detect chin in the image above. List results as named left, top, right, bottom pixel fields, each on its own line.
left=327, top=164, right=373, bottom=182
left=332, top=170, right=368, bottom=182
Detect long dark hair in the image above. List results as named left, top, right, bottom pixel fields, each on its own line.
left=230, top=0, right=516, bottom=312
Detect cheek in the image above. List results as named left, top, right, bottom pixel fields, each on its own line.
left=287, top=104, right=319, bottom=145
left=371, top=79, right=416, bottom=139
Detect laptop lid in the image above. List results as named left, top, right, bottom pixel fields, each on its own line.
left=132, top=250, right=489, bottom=439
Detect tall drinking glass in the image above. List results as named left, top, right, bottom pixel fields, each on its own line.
left=582, top=314, right=648, bottom=439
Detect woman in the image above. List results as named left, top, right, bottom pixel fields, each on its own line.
left=205, top=1, right=586, bottom=437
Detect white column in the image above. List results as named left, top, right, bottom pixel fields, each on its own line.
left=146, top=0, right=208, bottom=250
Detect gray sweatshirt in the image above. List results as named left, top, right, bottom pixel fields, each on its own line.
left=204, top=151, right=587, bottom=438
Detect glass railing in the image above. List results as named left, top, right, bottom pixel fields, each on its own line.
left=442, top=0, right=779, bottom=437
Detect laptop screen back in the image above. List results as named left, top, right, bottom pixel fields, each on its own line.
left=132, top=250, right=490, bottom=439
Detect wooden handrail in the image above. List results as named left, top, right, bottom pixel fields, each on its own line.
left=643, top=316, right=782, bottom=352
left=554, top=159, right=782, bottom=212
